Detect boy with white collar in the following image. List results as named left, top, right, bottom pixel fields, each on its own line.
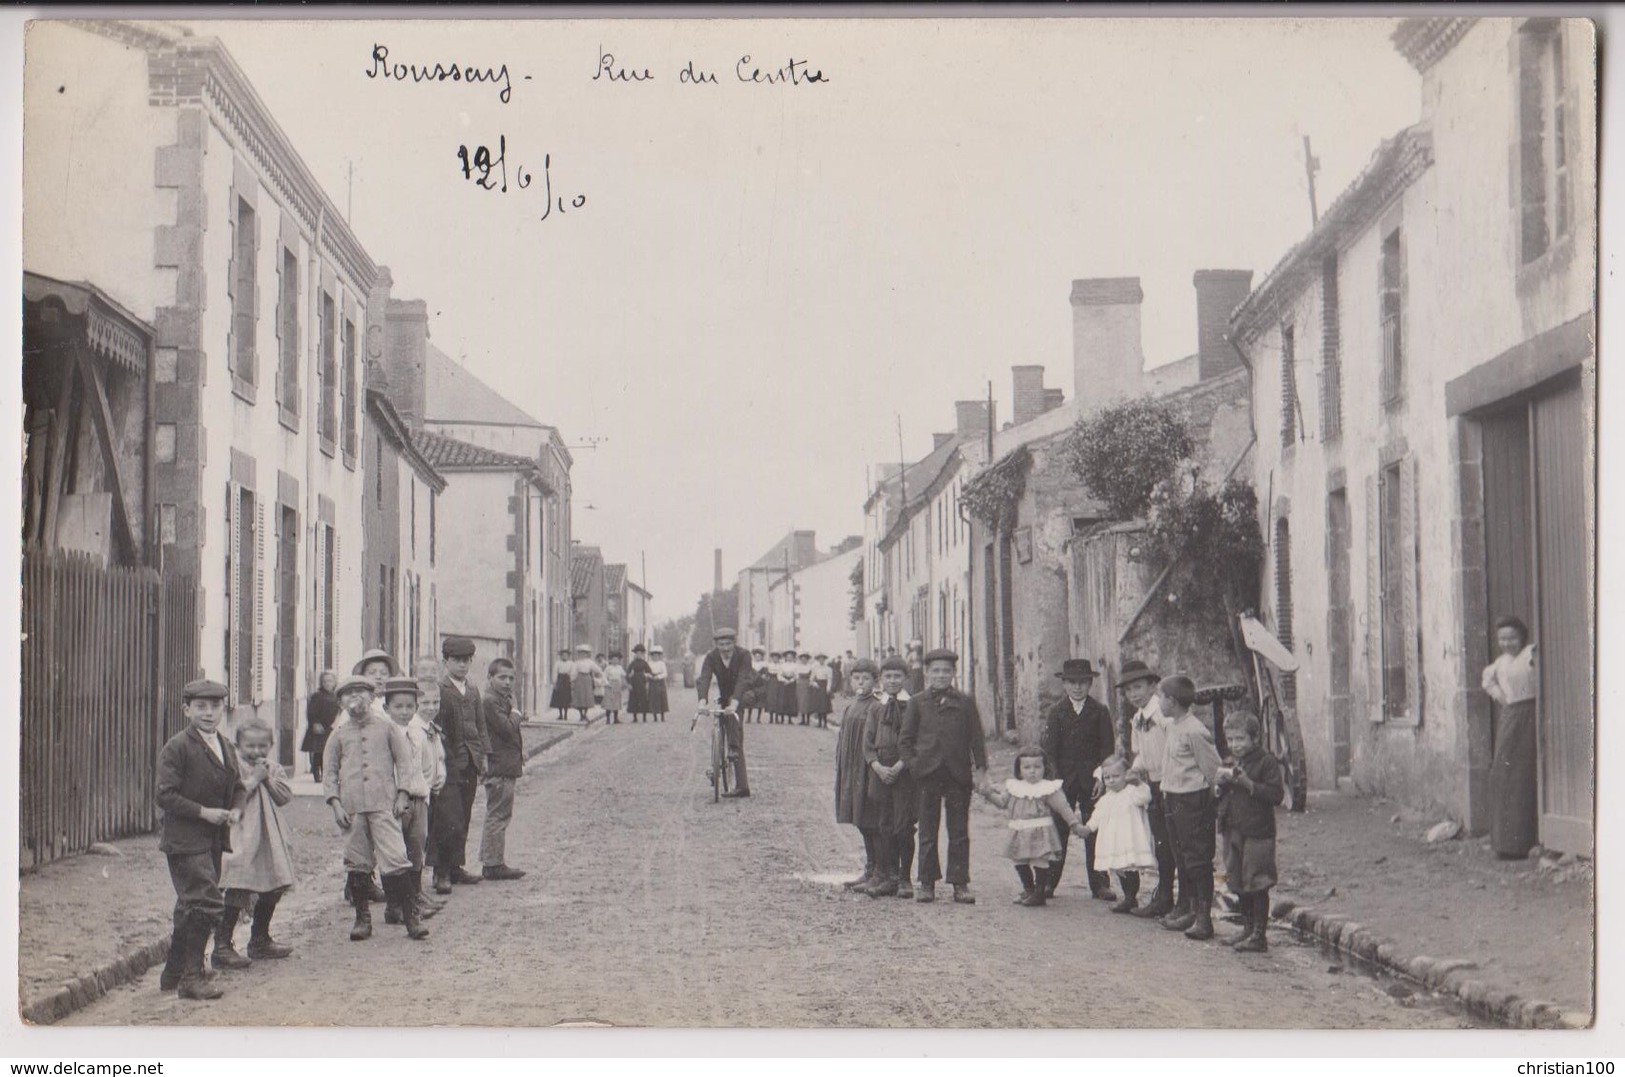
left=861, top=656, right=918, bottom=898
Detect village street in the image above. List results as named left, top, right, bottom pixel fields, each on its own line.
left=63, top=696, right=1469, bottom=1030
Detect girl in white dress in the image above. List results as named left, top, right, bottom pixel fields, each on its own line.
left=976, top=748, right=1090, bottom=907
left=1079, top=754, right=1157, bottom=914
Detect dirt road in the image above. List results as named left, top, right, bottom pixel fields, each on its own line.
left=67, top=697, right=1473, bottom=1028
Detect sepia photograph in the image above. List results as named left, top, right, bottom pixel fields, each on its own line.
left=9, top=9, right=1599, bottom=1039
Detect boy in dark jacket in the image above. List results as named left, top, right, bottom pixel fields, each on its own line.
left=155, top=678, right=245, bottom=1000
left=1216, top=708, right=1284, bottom=952
left=480, top=657, right=528, bottom=881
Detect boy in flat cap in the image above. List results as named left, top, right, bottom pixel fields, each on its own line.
left=323, top=675, right=428, bottom=942
left=432, top=636, right=488, bottom=891
left=154, top=678, right=244, bottom=999
left=696, top=627, right=753, bottom=796
left=480, top=657, right=528, bottom=881
left=899, top=648, right=987, bottom=904
left=862, top=657, right=918, bottom=898
left=1156, top=674, right=1223, bottom=941
left=1040, top=658, right=1119, bottom=901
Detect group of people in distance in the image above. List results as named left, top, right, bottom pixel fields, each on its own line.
left=548, top=643, right=671, bottom=724
left=153, top=635, right=531, bottom=1002
left=832, top=650, right=1284, bottom=955
left=737, top=648, right=841, bottom=727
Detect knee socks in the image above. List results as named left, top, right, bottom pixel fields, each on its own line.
left=1015, top=864, right=1035, bottom=891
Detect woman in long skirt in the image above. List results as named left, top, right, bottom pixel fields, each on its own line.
left=300, top=671, right=339, bottom=781
left=795, top=652, right=813, bottom=726
left=647, top=646, right=670, bottom=722
left=548, top=649, right=574, bottom=719
left=626, top=644, right=653, bottom=722
left=571, top=645, right=598, bottom=722
left=808, top=654, right=833, bottom=729
left=1482, top=615, right=1539, bottom=858
left=603, top=652, right=626, bottom=725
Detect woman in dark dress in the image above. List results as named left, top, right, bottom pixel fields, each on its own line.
left=627, top=644, right=653, bottom=723
left=1482, top=615, right=1539, bottom=858
left=300, top=670, right=339, bottom=781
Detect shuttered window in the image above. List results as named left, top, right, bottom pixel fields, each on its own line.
left=1379, top=229, right=1405, bottom=406
left=318, top=293, right=337, bottom=454
left=1320, top=254, right=1342, bottom=440
left=1280, top=323, right=1298, bottom=448
left=228, top=199, right=259, bottom=402
left=1273, top=518, right=1296, bottom=708
left=342, top=318, right=359, bottom=465
left=276, top=245, right=299, bottom=429
left=1513, top=21, right=1572, bottom=265
left=226, top=482, right=258, bottom=706
left=1370, top=459, right=1422, bottom=724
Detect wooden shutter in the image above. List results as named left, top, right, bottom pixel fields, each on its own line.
left=249, top=207, right=261, bottom=388
left=333, top=529, right=342, bottom=663
left=1397, top=457, right=1422, bottom=726
left=1365, top=474, right=1382, bottom=722
left=226, top=209, right=237, bottom=380
left=254, top=496, right=266, bottom=704
left=272, top=248, right=281, bottom=407
left=227, top=481, right=242, bottom=705
left=313, top=522, right=327, bottom=675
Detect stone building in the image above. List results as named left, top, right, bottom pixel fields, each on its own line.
left=764, top=538, right=863, bottom=658
left=1234, top=17, right=1595, bottom=853
left=571, top=542, right=609, bottom=656
left=737, top=530, right=821, bottom=650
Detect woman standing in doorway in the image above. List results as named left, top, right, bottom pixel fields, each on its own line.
left=300, top=670, right=339, bottom=781
left=1481, top=615, right=1538, bottom=859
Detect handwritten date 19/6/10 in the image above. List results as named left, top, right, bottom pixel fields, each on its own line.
left=455, top=137, right=586, bottom=220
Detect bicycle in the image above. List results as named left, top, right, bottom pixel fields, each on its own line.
left=1194, top=613, right=1310, bottom=813
left=691, top=705, right=738, bottom=803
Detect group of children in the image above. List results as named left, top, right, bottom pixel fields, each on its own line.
left=830, top=655, right=1284, bottom=956
left=738, top=648, right=838, bottom=727
left=549, top=643, right=670, bottom=724
left=154, top=636, right=531, bottom=1001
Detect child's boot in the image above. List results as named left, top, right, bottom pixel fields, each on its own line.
left=158, top=911, right=186, bottom=992
left=414, top=871, right=443, bottom=919
left=433, top=866, right=453, bottom=896
left=385, top=871, right=430, bottom=940
left=1225, top=891, right=1256, bottom=946
left=348, top=872, right=374, bottom=941
left=1235, top=891, right=1269, bottom=953
left=247, top=893, right=293, bottom=959
left=1014, top=865, right=1036, bottom=904
left=1023, top=868, right=1049, bottom=906
left=1110, top=871, right=1140, bottom=914
left=1184, top=873, right=1215, bottom=940
left=863, top=869, right=899, bottom=898
left=367, top=873, right=387, bottom=903
left=1160, top=873, right=1196, bottom=931
left=210, top=906, right=252, bottom=969
left=384, top=889, right=403, bottom=925
left=177, top=912, right=225, bottom=1001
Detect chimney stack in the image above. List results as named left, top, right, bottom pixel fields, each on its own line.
left=933, top=432, right=954, bottom=450
left=714, top=549, right=723, bottom=594
left=955, top=399, right=994, bottom=441
left=1043, top=387, right=1065, bottom=414
left=1071, top=277, right=1145, bottom=409
left=1011, top=365, right=1047, bottom=426
left=1193, top=269, right=1254, bottom=381
left=380, top=286, right=430, bottom=429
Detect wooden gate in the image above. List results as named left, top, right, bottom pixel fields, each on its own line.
left=20, top=549, right=198, bottom=869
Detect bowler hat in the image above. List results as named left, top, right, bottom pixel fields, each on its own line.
left=441, top=637, right=475, bottom=660
left=336, top=674, right=376, bottom=698
left=922, top=648, right=959, bottom=666
left=1118, top=659, right=1160, bottom=688
left=381, top=676, right=420, bottom=700
left=1056, top=658, right=1097, bottom=681
left=353, top=649, right=399, bottom=676
left=182, top=678, right=228, bottom=702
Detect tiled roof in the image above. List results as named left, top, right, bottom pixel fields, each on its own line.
left=605, top=564, right=627, bottom=594
left=1392, top=17, right=1474, bottom=73
left=424, top=343, right=549, bottom=429
left=570, top=547, right=603, bottom=598
left=1231, top=125, right=1433, bottom=340
left=876, top=435, right=966, bottom=550
left=412, top=429, right=536, bottom=472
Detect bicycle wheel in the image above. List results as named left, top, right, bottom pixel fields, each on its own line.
left=1267, top=697, right=1310, bottom=812
left=711, top=726, right=724, bottom=803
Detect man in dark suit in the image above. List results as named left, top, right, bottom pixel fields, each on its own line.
left=155, top=678, right=245, bottom=1000
left=696, top=627, right=753, bottom=797
left=899, top=648, right=988, bottom=904
left=433, top=636, right=489, bottom=893
left=1040, top=658, right=1119, bottom=900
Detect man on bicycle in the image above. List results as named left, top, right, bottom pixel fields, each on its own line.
left=696, top=627, right=753, bottom=798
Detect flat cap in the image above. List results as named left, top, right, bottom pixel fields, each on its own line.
left=182, top=678, right=228, bottom=702
left=381, top=676, right=420, bottom=699
left=336, top=674, right=376, bottom=697
left=848, top=658, right=879, bottom=676
left=712, top=627, right=737, bottom=640
left=880, top=657, right=910, bottom=673
left=441, top=637, right=476, bottom=659
left=352, top=649, right=399, bottom=676
left=922, top=648, right=959, bottom=666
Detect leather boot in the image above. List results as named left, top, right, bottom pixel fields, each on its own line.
left=433, top=866, right=453, bottom=896
left=367, top=873, right=387, bottom=903
left=386, top=871, right=430, bottom=940
left=211, top=906, right=252, bottom=969
left=1184, top=874, right=1215, bottom=940
left=1111, top=872, right=1140, bottom=914
left=1022, top=869, right=1049, bottom=907
left=863, top=871, right=899, bottom=898
left=450, top=866, right=484, bottom=886
left=348, top=872, right=374, bottom=941
left=384, top=891, right=403, bottom=925
left=177, top=913, right=225, bottom=1000
left=414, top=871, right=443, bottom=919
left=158, top=911, right=185, bottom=992
left=1160, top=882, right=1194, bottom=930
left=247, top=893, right=293, bottom=959
left=1235, top=891, right=1269, bottom=953
left=1226, top=895, right=1256, bottom=946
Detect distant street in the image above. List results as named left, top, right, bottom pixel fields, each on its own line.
left=70, top=696, right=1468, bottom=1029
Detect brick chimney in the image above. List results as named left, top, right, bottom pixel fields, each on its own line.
left=1012, top=365, right=1047, bottom=426
left=955, top=399, right=995, bottom=441
left=1070, top=277, right=1145, bottom=408
left=1193, top=269, right=1254, bottom=381
left=380, top=282, right=429, bottom=429
left=1043, top=387, right=1065, bottom=413
left=714, top=548, right=724, bottom=593
left=933, top=432, right=954, bottom=450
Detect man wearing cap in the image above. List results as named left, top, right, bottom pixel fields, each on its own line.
left=1120, top=659, right=1178, bottom=920
left=432, top=636, right=488, bottom=892
left=154, top=678, right=244, bottom=999
left=899, top=648, right=987, bottom=904
left=696, top=627, right=753, bottom=797
left=1040, top=658, right=1119, bottom=901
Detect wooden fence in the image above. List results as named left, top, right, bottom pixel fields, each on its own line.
left=20, top=549, right=197, bottom=869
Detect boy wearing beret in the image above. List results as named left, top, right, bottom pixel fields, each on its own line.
left=154, top=679, right=245, bottom=1000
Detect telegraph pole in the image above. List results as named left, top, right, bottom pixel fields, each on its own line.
left=1303, top=135, right=1321, bottom=226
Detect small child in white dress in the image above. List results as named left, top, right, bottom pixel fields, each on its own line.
left=1080, top=754, right=1157, bottom=914
left=976, top=748, right=1089, bottom=907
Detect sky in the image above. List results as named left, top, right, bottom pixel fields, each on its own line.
left=183, top=15, right=1423, bottom=622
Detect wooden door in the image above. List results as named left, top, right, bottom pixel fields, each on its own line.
left=1531, top=372, right=1591, bottom=854
left=1325, top=489, right=1353, bottom=780
left=276, top=505, right=299, bottom=767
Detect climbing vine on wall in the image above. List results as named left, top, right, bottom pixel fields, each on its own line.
left=960, top=446, right=1032, bottom=531
left=1064, top=397, right=1196, bottom=520
left=848, top=558, right=865, bottom=628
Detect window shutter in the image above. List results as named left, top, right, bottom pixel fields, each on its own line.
left=313, top=523, right=326, bottom=675
left=333, top=530, right=342, bottom=661
left=250, top=215, right=261, bottom=389
left=1398, top=457, right=1422, bottom=726
left=225, top=211, right=237, bottom=380
left=1365, top=474, right=1383, bottom=723
left=254, top=496, right=267, bottom=704
left=228, top=482, right=242, bottom=705
left=272, top=252, right=282, bottom=407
